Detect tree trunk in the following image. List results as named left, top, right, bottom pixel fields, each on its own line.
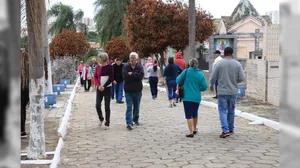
left=159, top=51, right=165, bottom=77
left=188, top=0, right=196, bottom=59
left=44, top=17, right=53, bottom=94
left=26, top=0, right=46, bottom=159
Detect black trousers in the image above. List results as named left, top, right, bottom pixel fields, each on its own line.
left=0, top=88, right=8, bottom=142
left=79, top=72, right=84, bottom=86
left=21, top=87, right=29, bottom=133
left=95, top=87, right=111, bottom=126
left=84, top=79, right=91, bottom=91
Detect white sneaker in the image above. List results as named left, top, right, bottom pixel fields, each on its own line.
left=104, top=126, right=109, bottom=130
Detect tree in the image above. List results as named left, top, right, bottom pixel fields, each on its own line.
left=94, top=0, right=131, bottom=46
left=86, top=48, right=98, bottom=57
left=104, top=36, right=130, bottom=61
left=47, top=2, right=85, bottom=36
left=50, top=30, right=90, bottom=59
left=26, top=0, right=46, bottom=159
left=87, top=31, right=99, bottom=42
left=124, top=0, right=214, bottom=70
left=188, top=0, right=196, bottom=59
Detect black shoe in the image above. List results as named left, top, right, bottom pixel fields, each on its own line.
left=186, top=134, right=194, bottom=138
left=21, top=132, right=27, bottom=139
left=219, top=132, right=230, bottom=138
left=127, top=125, right=133, bottom=130
left=229, top=131, right=234, bottom=135
left=213, top=96, right=218, bottom=99
left=193, top=129, right=198, bottom=135
left=118, top=101, right=124, bottom=104
left=173, top=102, right=177, bottom=107
left=134, top=121, right=140, bottom=126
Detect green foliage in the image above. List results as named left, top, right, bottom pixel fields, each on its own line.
left=93, top=0, right=131, bottom=46
left=21, top=36, right=28, bottom=52
left=47, top=2, right=85, bottom=36
left=86, top=48, right=98, bottom=57
left=87, top=31, right=99, bottom=42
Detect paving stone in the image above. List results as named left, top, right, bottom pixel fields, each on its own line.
left=205, top=163, right=227, bottom=168
left=57, top=87, right=279, bottom=168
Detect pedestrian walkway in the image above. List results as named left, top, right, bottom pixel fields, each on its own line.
left=59, top=87, right=279, bottom=168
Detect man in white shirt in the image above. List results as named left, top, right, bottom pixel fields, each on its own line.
left=212, top=50, right=222, bottom=99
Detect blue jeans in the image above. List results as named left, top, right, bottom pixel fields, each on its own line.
left=115, top=82, right=124, bottom=102
left=111, top=83, right=115, bottom=99
left=166, top=80, right=177, bottom=100
left=125, top=92, right=142, bottom=125
left=218, top=95, right=237, bottom=133
left=149, top=77, right=158, bottom=98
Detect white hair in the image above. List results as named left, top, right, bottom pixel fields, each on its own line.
left=189, top=58, right=199, bottom=68
left=98, top=52, right=109, bottom=62
left=129, top=52, right=139, bottom=59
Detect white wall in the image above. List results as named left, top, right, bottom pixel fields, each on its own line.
left=246, top=59, right=267, bottom=102
left=267, top=61, right=280, bottom=106
left=246, top=59, right=280, bottom=106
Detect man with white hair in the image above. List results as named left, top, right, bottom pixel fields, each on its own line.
left=122, top=52, right=144, bottom=130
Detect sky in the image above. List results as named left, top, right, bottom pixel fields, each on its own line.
left=55, top=0, right=280, bottom=19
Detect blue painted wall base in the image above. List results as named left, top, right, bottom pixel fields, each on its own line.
left=52, top=85, right=65, bottom=95
left=45, top=94, right=57, bottom=108
left=236, top=85, right=246, bottom=102
left=60, top=79, right=71, bottom=88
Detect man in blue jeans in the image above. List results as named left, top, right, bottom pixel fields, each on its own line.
left=113, top=58, right=124, bottom=103
left=209, top=47, right=245, bottom=138
left=122, top=52, right=144, bottom=130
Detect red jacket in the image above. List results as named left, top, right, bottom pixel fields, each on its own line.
left=174, top=52, right=186, bottom=69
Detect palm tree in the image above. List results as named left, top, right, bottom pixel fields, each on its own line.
left=47, top=2, right=85, bottom=36
left=93, top=0, right=131, bottom=46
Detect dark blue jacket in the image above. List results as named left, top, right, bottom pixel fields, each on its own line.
left=163, top=64, right=183, bottom=82
left=122, top=63, right=144, bottom=93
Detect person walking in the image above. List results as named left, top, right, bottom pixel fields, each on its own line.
left=174, top=51, right=186, bottom=103
left=122, top=52, right=144, bottom=130
left=94, top=53, right=114, bottom=130
left=78, top=61, right=85, bottom=86
left=174, top=51, right=186, bottom=69
left=21, top=50, right=29, bottom=139
left=90, top=58, right=98, bottom=91
left=147, top=60, right=160, bottom=99
left=81, top=64, right=93, bottom=91
left=209, top=47, right=245, bottom=138
left=111, top=59, right=116, bottom=100
left=212, top=50, right=223, bottom=99
left=113, top=58, right=124, bottom=104
left=176, top=58, right=208, bottom=138
left=164, top=57, right=182, bottom=108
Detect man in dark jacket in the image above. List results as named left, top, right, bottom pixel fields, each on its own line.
left=113, top=58, right=124, bottom=103
left=122, top=52, right=144, bottom=130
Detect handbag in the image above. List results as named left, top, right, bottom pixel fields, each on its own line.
left=178, top=69, right=188, bottom=98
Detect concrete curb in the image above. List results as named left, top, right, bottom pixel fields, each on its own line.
left=143, top=82, right=280, bottom=131
left=50, top=77, right=80, bottom=168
